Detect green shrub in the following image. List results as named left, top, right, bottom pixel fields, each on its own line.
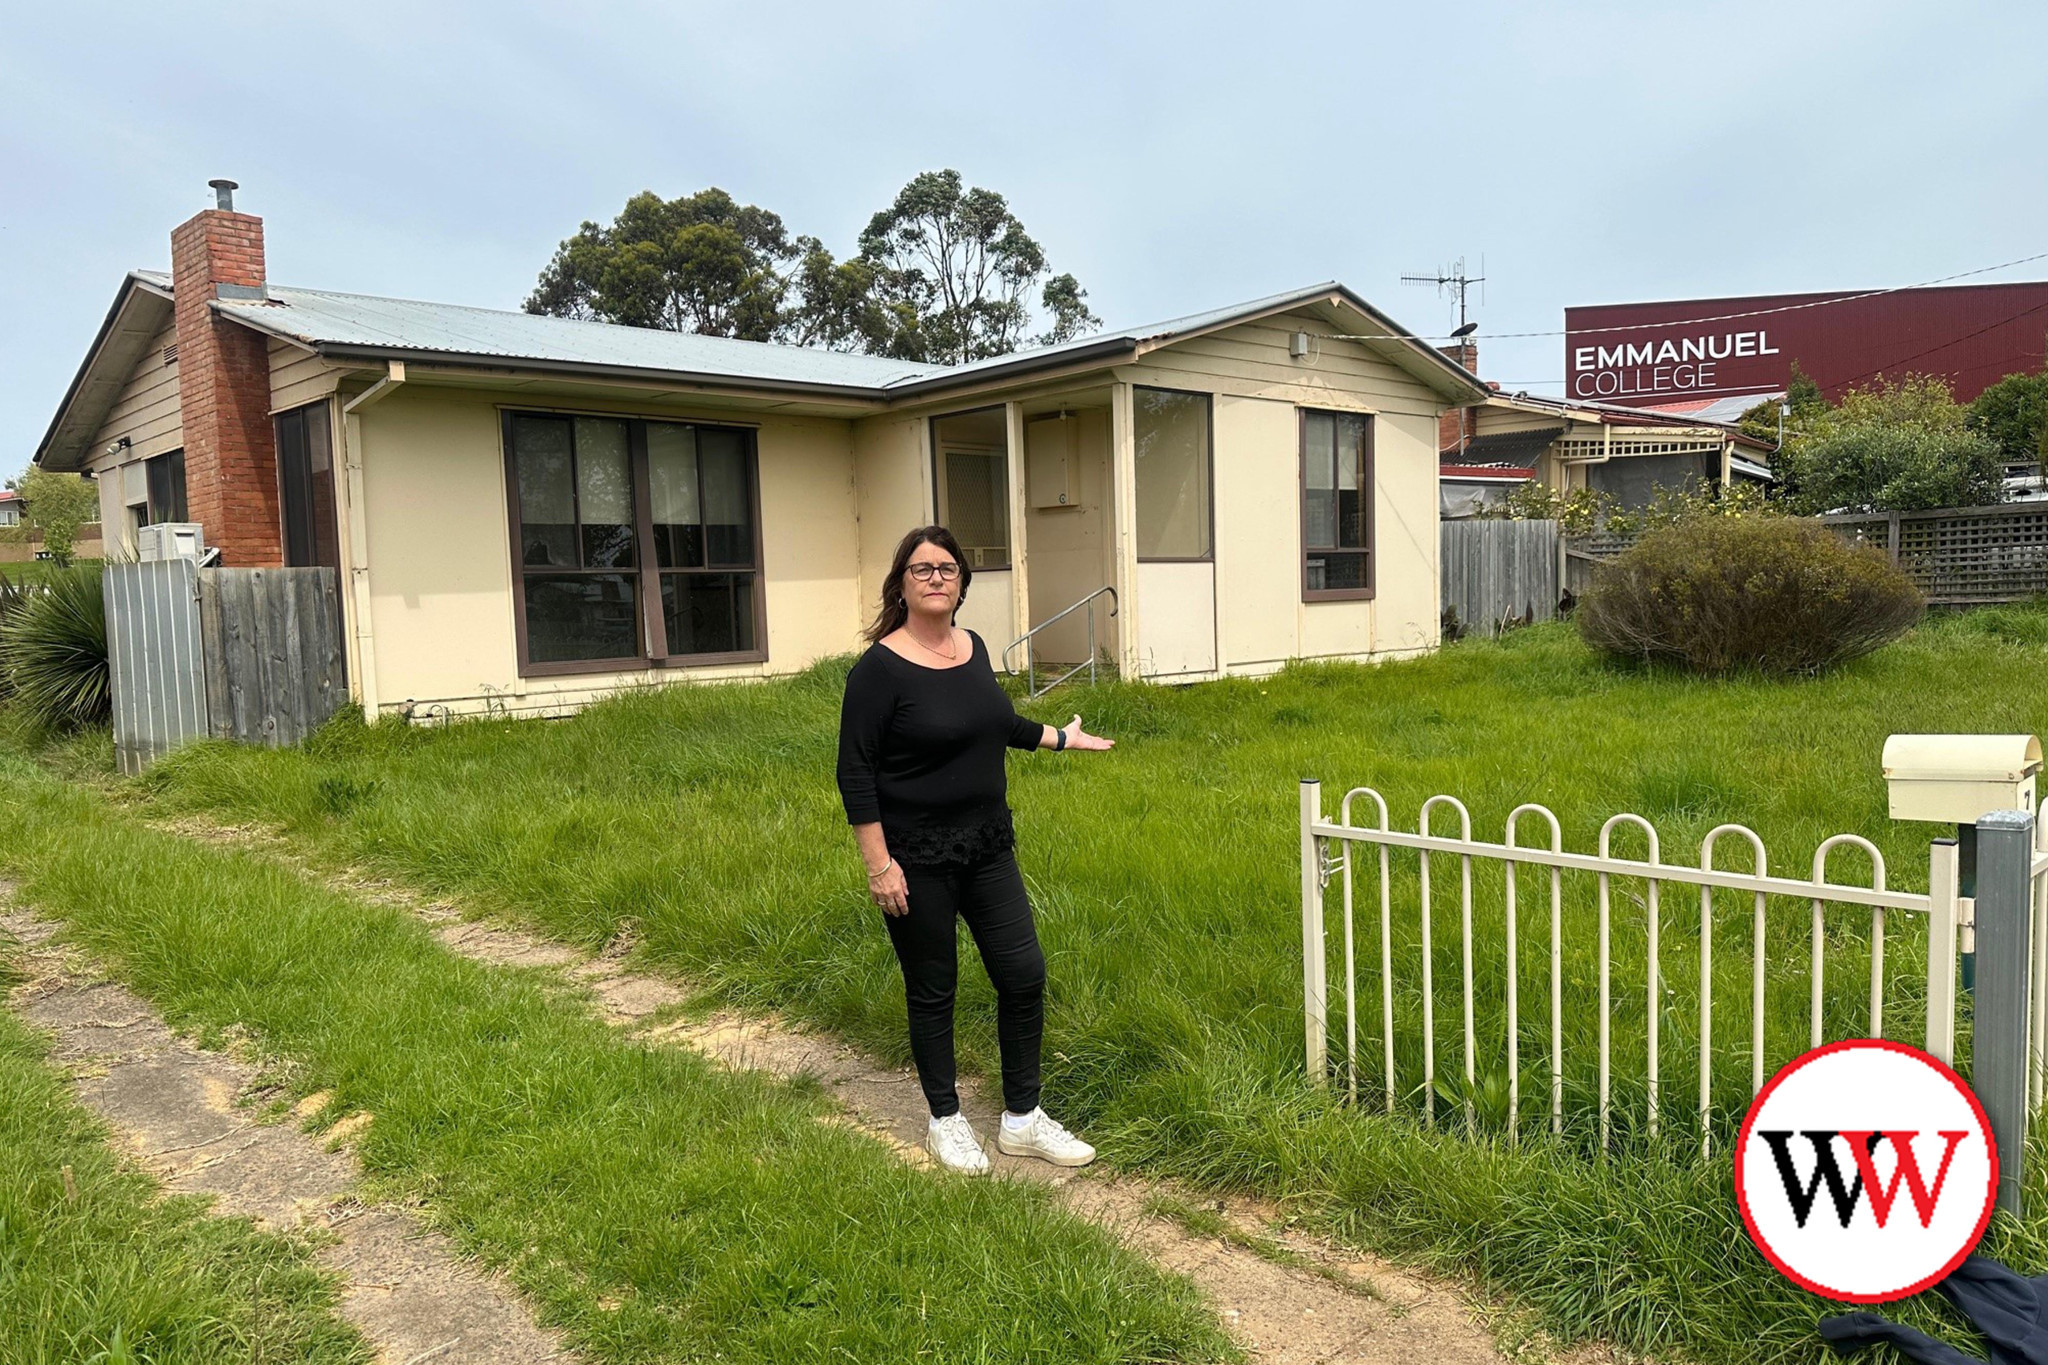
left=0, top=561, right=110, bottom=729
left=1577, top=517, right=1924, bottom=676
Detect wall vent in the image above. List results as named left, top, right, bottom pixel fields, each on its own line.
left=162, top=343, right=179, bottom=366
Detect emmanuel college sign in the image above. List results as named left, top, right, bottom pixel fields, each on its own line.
left=1571, top=330, right=1780, bottom=401
left=1564, top=282, right=2048, bottom=408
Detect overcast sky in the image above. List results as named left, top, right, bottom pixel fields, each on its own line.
left=7, top=1, right=2046, bottom=480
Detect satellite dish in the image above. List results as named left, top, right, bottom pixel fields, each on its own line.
left=1450, top=322, right=1479, bottom=338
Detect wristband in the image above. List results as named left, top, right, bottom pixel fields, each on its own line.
left=1054, top=726, right=1067, bottom=752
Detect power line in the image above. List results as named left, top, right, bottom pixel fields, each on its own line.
left=1329, top=248, right=2048, bottom=345
left=1483, top=295, right=2048, bottom=395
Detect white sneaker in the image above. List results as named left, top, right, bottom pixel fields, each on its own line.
left=995, top=1108, right=1096, bottom=1167
left=926, top=1113, right=990, bottom=1176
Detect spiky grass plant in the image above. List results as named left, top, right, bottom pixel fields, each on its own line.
left=0, top=560, right=108, bottom=729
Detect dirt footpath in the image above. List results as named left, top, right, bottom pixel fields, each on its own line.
left=260, top=832, right=1609, bottom=1365
left=1, top=899, right=573, bottom=1365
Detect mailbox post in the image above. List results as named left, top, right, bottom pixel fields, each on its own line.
left=1883, top=735, right=2043, bottom=990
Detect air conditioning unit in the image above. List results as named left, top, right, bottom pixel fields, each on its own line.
left=137, top=522, right=206, bottom=563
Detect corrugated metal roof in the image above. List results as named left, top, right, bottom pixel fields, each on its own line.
left=1458, top=428, right=1565, bottom=466
left=159, top=271, right=1481, bottom=404
left=170, top=272, right=949, bottom=391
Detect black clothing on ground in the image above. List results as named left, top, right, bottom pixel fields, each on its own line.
left=835, top=629, right=1043, bottom=867
left=1820, top=1255, right=2048, bottom=1364
left=884, top=850, right=1046, bottom=1118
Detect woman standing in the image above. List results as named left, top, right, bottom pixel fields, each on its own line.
left=836, top=525, right=1112, bottom=1175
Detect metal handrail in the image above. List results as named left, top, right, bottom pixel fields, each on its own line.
left=1002, top=585, right=1117, bottom=699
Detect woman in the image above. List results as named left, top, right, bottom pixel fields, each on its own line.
left=836, top=525, right=1112, bottom=1175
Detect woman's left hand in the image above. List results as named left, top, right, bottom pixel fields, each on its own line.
left=1061, top=714, right=1114, bottom=751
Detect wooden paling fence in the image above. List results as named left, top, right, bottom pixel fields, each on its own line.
left=1441, top=519, right=1561, bottom=637
left=104, top=561, right=344, bottom=774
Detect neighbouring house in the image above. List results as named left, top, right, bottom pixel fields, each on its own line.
left=33, top=184, right=1486, bottom=720
left=0, top=489, right=105, bottom=564
left=1437, top=363, right=1774, bottom=518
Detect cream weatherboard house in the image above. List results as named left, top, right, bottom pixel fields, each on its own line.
left=34, top=188, right=1486, bottom=720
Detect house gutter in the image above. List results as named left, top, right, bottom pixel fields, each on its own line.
left=337, top=361, right=405, bottom=719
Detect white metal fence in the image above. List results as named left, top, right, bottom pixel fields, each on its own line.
left=1292, top=779, right=2048, bottom=1158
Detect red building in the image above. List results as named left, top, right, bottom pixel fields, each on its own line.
left=1564, top=281, right=2048, bottom=415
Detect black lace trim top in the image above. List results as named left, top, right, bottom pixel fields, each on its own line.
left=835, top=630, right=1044, bottom=867
left=888, top=809, right=1017, bottom=868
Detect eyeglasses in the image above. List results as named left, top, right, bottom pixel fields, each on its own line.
left=906, top=562, right=961, bottom=583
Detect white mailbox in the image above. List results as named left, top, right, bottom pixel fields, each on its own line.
left=1882, top=734, right=2042, bottom=824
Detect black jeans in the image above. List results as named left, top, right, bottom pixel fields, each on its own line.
left=884, top=850, right=1046, bottom=1119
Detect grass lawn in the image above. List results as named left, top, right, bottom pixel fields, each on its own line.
left=101, top=605, right=2048, bottom=1362
left=0, top=557, right=99, bottom=588
left=0, top=757, right=1232, bottom=1364
left=0, top=950, right=368, bottom=1365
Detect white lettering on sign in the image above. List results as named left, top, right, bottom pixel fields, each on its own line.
left=1569, top=330, right=1777, bottom=398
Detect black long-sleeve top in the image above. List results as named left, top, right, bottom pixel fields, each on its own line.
left=836, top=630, right=1045, bottom=867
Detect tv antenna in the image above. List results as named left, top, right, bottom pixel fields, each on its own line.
left=1401, top=255, right=1486, bottom=335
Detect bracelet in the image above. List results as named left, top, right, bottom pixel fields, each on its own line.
left=866, top=857, right=895, bottom=880
left=1054, top=726, right=1067, bottom=752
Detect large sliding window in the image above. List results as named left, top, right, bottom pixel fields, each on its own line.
left=504, top=412, right=762, bottom=673
left=1300, top=409, right=1373, bottom=599
left=1134, top=387, right=1213, bottom=560
left=276, top=402, right=338, bottom=568
left=930, top=407, right=1010, bottom=570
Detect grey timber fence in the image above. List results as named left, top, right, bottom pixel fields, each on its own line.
left=103, top=563, right=344, bottom=774
left=1825, top=504, right=2048, bottom=604
left=1441, top=519, right=1561, bottom=636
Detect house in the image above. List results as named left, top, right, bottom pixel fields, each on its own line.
left=0, top=490, right=20, bottom=528
left=34, top=184, right=1486, bottom=720
left=1439, top=384, right=1774, bottom=519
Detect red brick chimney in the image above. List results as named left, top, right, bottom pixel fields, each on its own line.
left=1437, top=341, right=1480, bottom=455
left=171, top=179, right=281, bottom=566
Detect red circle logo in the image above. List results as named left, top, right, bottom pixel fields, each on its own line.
left=1735, top=1039, right=1997, bottom=1303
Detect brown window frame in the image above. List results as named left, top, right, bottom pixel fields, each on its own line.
left=144, top=448, right=187, bottom=526
left=929, top=405, right=1013, bottom=572
left=501, top=410, right=768, bottom=679
left=1134, top=385, right=1216, bottom=564
left=276, top=401, right=339, bottom=569
left=1298, top=407, right=1375, bottom=602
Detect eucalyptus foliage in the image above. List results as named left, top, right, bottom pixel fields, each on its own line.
left=526, top=173, right=1098, bottom=363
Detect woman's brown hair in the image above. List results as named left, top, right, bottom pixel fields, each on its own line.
left=862, top=525, right=971, bottom=644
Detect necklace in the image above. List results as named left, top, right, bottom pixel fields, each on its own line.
left=908, top=625, right=958, bottom=661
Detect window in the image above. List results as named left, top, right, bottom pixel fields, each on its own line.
left=1135, top=387, right=1212, bottom=560
left=931, top=407, right=1010, bottom=569
left=1300, top=410, right=1373, bottom=599
left=144, top=450, right=187, bottom=525
left=504, top=412, right=762, bottom=672
left=276, top=403, right=338, bottom=568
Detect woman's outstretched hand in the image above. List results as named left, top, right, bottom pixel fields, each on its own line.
left=870, top=860, right=910, bottom=916
left=1062, top=715, right=1114, bottom=751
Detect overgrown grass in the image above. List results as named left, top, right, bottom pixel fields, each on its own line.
left=119, top=606, right=2048, bottom=1362
left=0, top=950, right=367, bottom=1364
left=0, top=757, right=1233, bottom=1364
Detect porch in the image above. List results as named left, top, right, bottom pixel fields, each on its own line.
left=924, top=382, right=1220, bottom=689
